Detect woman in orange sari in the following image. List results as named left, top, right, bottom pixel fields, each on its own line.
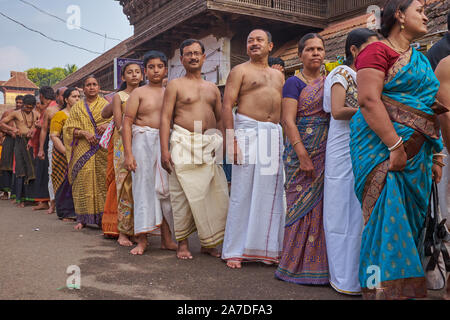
left=101, top=63, right=144, bottom=244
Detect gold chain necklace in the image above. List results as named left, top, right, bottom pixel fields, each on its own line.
left=386, top=38, right=410, bottom=54
left=300, top=70, right=311, bottom=84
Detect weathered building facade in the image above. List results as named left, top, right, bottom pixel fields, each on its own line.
left=55, top=0, right=448, bottom=90
left=0, top=71, right=38, bottom=112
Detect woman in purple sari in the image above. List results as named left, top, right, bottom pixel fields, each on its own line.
left=275, top=33, right=330, bottom=285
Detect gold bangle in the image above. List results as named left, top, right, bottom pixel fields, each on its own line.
left=433, top=160, right=445, bottom=168
left=292, top=140, right=301, bottom=147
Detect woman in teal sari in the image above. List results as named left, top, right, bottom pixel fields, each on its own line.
left=350, top=0, right=447, bottom=299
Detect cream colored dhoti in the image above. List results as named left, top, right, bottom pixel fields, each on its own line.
left=169, top=124, right=229, bottom=248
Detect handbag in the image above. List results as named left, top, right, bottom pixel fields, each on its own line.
left=419, top=181, right=450, bottom=290
left=99, top=120, right=115, bottom=149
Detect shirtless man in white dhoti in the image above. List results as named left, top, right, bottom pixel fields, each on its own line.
left=122, top=51, right=177, bottom=255
left=160, top=39, right=229, bottom=260
left=221, top=29, right=285, bottom=269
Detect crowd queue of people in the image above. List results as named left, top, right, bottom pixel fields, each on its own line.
left=0, top=0, right=449, bottom=300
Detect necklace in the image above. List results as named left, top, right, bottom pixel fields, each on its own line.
left=300, top=70, right=311, bottom=84
left=386, top=38, right=410, bottom=54
left=21, top=111, right=34, bottom=129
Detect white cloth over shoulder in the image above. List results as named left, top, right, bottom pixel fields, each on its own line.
left=221, top=113, right=285, bottom=263
left=131, top=125, right=173, bottom=236
left=323, top=65, right=363, bottom=295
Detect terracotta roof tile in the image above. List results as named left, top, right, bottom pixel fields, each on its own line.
left=0, top=71, right=38, bottom=89
left=274, top=0, right=448, bottom=65
left=54, top=36, right=134, bottom=89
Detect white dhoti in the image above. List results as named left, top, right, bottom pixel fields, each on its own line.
left=221, top=113, right=285, bottom=263
left=169, top=124, right=229, bottom=248
left=48, top=139, right=55, bottom=201
left=323, top=117, right=362, bottom=295
left=132, top=125, right=172, bottom=236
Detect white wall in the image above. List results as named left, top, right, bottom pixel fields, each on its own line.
left=168, top=35, right=230, bottom=86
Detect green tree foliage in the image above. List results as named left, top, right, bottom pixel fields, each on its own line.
left=26, top=65, right=78, bottom=87
left=64, top=64, right=78, bottom=76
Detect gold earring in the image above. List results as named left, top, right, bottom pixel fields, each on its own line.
left=401, top=24, right=405, bottom=31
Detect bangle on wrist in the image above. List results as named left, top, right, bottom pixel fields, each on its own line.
left=388, top=137, right=403, bottom=152
left=292, top=140, right=301, bottom=148
left=433, top=153, right=447, bottom=158
left=432, top=160, right=445, bottom=167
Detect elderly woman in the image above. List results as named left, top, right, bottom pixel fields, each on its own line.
left=64, top=76, right=111, bottom=230
left=275, top=33, right=330, bottom=285
left=350, top=0, right=446, bottom=299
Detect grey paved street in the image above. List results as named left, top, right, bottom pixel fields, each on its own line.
left=0, top=200, right=447, bottom=300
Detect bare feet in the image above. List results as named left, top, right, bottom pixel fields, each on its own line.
left=201, top=247, right=221, bottom=258
left=226, top=259, right=242, bottom=269
left=160, top=218, right=177, bottom=250
left=32, top=201, right=49, bottom=211
left=130, top=234, right=147, bottom=255
left=74, top=223, right=85, bottom=230
left=177, top=240, right=193, bottom=260
left=118, top=233, right=133, bottom=247
left=62, top=218, right=76, bottom=222
left=161, top=238, right=177, bottom=251
left=16, top=202, right=25, bottom=208
left=47, top=201, right=55, bottom=214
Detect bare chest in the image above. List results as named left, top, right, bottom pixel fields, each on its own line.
left=138, top=94, right=164, bottom=116
left=241, top=71, right=282, bottom=94
left=176, top=84, right=216, bottom=107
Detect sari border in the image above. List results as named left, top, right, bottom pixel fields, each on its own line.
left=361, top=131, right=426, bottom=225
left=382, top=95, right=440, bottom=139
left=362, top=277, right=427, bottom=300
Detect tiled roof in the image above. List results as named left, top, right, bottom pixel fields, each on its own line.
left=53, top=36, right=134, bottom=89
left=0, top=71, right=38, bottom=89
left=274, top=0, right=448, bottom=67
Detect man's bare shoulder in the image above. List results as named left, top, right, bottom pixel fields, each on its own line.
left=3, top=109, right=14, bottom=117
left=436, top=56, right=450, bottom=80
left=203, top=80, right=220, bottom=92
left=268, top=67, right=285, bottom=83
left=130, top=85, right=149, bottom=96
left=230, top=62, right=250, bottom=75
left=10, top=110, right=20, bottom=117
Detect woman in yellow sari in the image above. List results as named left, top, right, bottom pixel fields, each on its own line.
left=63, top=76, right=111, bottom=230
left=50, top=87, right=80, bottom=221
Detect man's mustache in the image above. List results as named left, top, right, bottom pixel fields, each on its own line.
left=189, top=59, right=199, bottom=63
left=250, top=46, right=261, bottom=50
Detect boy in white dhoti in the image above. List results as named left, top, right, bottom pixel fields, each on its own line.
left=160, top=39, right=229, bottom=260
left=221, top=29, right=286, bottom=269
left=122, top=51, right=177, bottom=255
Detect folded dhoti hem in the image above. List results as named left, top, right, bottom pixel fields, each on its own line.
left=175, top=225, right=225, bottom=248
left=134, top=224, right=162, bottom=237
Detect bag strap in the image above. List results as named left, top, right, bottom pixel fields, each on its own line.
left=425, top=181, right=450, bottom=274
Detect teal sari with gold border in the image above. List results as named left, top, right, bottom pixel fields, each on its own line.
left=350, top=46, right=444, bottom=300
